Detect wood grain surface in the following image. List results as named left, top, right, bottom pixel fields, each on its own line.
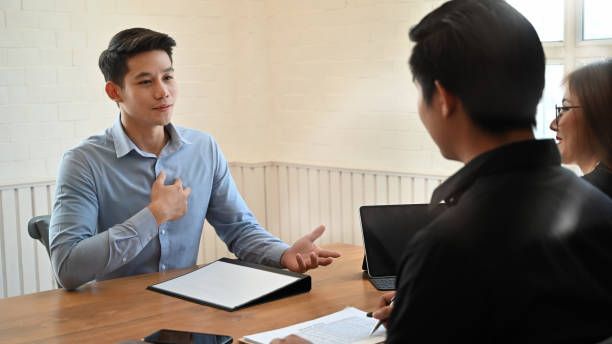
left=0, top=244, right=385, bottom=343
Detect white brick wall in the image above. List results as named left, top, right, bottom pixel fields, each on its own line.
left=0, top=0, right=259, bottom=184
left=266, top=0, right=459, bottom=176
left=0, top=0, right=458, bottom=186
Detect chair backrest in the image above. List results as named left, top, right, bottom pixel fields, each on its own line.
left=27, top=215, right=51, bottom=258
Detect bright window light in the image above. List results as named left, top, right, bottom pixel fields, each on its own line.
left=583, top=0, right=612, bottom=40
left=534, top=64, right=565, bottom=139
left=506, top=0, right=564, bottom=42
left=577, top=58, right=609, bottom=67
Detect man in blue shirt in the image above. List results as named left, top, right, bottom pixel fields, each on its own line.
left=49, top=28, right=340, bottom=290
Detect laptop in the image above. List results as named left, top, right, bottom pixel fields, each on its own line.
left=359, top=203, right=446, bottom=290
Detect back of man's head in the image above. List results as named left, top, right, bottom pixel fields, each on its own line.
left=409, top=0, right=545, bottom=133
left=98, top=28, right=176, bottom=87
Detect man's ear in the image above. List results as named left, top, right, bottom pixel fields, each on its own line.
left=104, top=81, right=122, bottom=103
left=434, top=81, right=457, bottom=119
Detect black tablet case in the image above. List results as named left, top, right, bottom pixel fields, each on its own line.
left=148, top=258, right=311, bottom=312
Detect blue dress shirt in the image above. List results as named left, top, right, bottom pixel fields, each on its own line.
left=50, top=116, right=289, bottom=290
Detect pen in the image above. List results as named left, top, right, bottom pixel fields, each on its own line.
left=368, top=298, right=395, bottom=336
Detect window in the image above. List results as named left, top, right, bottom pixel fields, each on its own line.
left=506, top=0, right=564, bottom=42
left=507, top=0, right=612, bottom=139
left=583, top=0, right=612, bottom=40
left=534, top=64, right=564, bottom=139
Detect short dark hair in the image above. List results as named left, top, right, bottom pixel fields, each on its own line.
left=566, top=60, right=612, bottom=164
left=98, top=28, right=176, bottom=87
left=408, top=0, right=545, bottom=133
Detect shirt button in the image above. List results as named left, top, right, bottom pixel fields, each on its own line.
left=161, top=264, right=166, bottom=271
left=161, top=229, right=166, bottom=235
left=122, top=257, right=127, bottom=263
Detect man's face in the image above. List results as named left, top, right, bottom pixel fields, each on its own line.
left=115, top=50, right=177, bottom=128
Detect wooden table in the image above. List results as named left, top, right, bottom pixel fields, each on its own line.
left=0, top=244, right=385, bottom=343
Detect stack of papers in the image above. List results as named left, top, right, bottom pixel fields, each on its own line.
left=242, top=307, right=386, bottom=344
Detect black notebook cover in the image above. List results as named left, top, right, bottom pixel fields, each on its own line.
left=147, top=258, right=311, bottom=311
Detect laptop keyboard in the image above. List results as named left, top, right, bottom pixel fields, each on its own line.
left=370, top=277, right=396, bottom=291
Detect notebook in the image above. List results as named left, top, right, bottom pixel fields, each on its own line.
left=148, top=258, right=311, bottom=311
left=359, top=204, right=446, bottom=290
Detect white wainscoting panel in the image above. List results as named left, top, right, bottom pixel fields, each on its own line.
left=0, top=163, right=445, bottom=298
left=0, top=182, right=56, bottom=298
left=198, top=162, right=445, bottom=264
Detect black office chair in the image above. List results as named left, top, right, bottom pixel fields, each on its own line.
left=27, top=215, right=52, bottom=258
left=28, top=214, right=62, bottom=289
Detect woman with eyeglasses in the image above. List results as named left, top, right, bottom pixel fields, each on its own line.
left=550, top=59, right=612, bottom=198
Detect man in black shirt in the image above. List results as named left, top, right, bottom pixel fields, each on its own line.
left=272, top=1, right=612, bottom=343
left=375, top=0, right=612, bottom=343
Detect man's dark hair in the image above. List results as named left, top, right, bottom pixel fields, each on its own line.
left=408, top=0, right=545, bottom=133
left=98, top=28, right=176, bottom=87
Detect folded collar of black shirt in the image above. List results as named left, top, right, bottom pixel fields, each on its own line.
left=431, top=139, right=561, bottom=205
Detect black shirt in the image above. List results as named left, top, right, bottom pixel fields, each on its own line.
left=583, top=163, right=612, bottom=199
left=387, top=139, right=612, bottom=344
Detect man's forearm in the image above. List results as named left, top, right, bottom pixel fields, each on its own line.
left=51, top=208, right=158, bottom=290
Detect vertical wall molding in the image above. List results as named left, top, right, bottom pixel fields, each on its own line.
left=0, top=162, right=446, bottom=298
left=0, top=181, right=56, bottom=298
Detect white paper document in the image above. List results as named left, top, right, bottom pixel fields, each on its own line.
left=151, top=260, right=301, bottom=310
left=242, top=307, right=386, bottom=344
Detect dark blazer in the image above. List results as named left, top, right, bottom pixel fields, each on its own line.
left=387, top=140, right=612, bottom=344
left=583, top=163, right=612, bottom=199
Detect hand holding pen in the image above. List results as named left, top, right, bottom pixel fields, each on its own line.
left=366, top=291, right=396, bottom=336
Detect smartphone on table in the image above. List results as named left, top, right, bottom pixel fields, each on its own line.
left=143, top=329, right=232, bottom=344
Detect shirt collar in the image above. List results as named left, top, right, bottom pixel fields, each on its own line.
left=595, top=162, right=612, bottom=174
left=111, top=114, right=191, bottom=158
left=431, top=139, right=561, bottom=205
left=587, top=162, right=612, bottom=179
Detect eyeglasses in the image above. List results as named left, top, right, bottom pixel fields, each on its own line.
left=554, top=104, right=581, bottom=127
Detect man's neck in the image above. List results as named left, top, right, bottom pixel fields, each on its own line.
left=457, top=128, right=535, bottom=164
left=120, top=115, right=168, bottom=156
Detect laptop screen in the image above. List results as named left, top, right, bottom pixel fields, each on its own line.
left=360, top=204, right=446, bottom=278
